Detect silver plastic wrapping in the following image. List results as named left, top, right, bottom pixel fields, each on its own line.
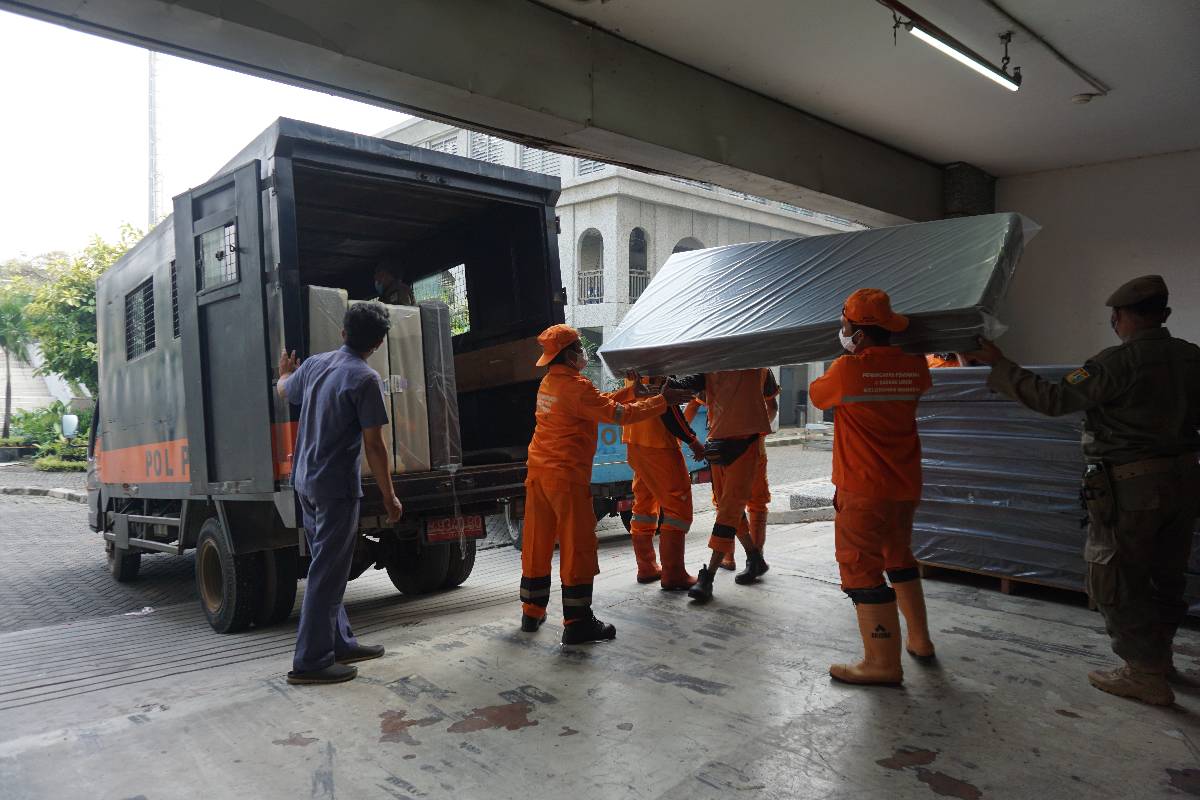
left=306, top=285, right=348, bottom=356
left=599, top=213, right=1037, bottom=375
left=419, top=301, right=463, bottom=471
left=348, top=300, right=395, bottom=474
left=914, top=366, right=1200, bottom=613
left=386, top=305, right=432, bottom=474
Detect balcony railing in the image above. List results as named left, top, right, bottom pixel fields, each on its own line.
left=577, top=270, right=604, bottom=304
left=629, top=270, right=650, bottom=303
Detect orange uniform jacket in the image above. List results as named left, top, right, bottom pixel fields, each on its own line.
left=809, top=348, right=932, bottom=502
left=672, top=369, right=777, bottom=440
left=526, top=366, right=668, bottom=487
left=614, top=381, right=699, bottom=449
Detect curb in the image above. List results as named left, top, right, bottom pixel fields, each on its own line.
left=0, top=487, right=87, bottom=504
left=767, top=506, right=835, bottom=525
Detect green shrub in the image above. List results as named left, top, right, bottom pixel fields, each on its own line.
left=0, top=436, right=32, bottom=448
left=10, top=401, right=92, bottom=447
left=35, top=440, right=87, bottom=462
left=34, top=456, right=87, bottom=472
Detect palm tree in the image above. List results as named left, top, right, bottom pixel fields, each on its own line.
left=0, top=291, right=33, bottom=440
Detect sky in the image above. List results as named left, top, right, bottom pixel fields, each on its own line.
left=0, top=10, right=410, bottom=262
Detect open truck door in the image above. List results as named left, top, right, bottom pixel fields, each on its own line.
left=173, top=161, right=276, bottom=497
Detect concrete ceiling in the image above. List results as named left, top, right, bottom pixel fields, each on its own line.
left=537, top=0, right=1200, bottom=176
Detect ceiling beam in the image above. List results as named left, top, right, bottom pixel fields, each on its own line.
left=0, top=0, right=943, bottom=225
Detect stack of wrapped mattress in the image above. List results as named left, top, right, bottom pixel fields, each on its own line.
left=304, top=286, right=461, bottom=474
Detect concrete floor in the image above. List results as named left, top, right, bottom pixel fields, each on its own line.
left=2, top=516, right=1200, bottom=799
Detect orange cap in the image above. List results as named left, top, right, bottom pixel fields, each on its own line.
left=843, top=288, right=909, bottom=333
left=535, top=324, right=581, bottom=366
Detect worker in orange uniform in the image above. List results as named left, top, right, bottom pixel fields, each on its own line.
left=613, top=375, right=705, bottom=590
left=810, top=288, right=934, bottom=686
left=667, top=369, right=775, bottom=601
left=684, top=375, right=778, bottom=574
left=926, top=353, right=962, bottom=369
left=520, top=325, right=684, bottom=644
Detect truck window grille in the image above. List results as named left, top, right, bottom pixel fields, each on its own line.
left=170, top=261, right=180, bottom=338
left=196, top=222, right=239, bottom=290
left=413, top=264, right=470, bottom=335
left=125, top=277, right=156, bottom=360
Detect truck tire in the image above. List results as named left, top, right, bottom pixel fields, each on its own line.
left=386, top=543, right=452, bottom=596
left=619, top=510, right=633, bottom=532
left=442, top=541, right=477, bottom=589
left=255, top=547, right=299, bottom=627
left=195, top=518, right=262, bottom=633
left=503, top=506, right=524, bottom=552
left=107, top=543, right=141, bottom=582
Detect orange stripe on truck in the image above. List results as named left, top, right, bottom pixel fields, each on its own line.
left=97, top=438, right=190, bottom=484
left=96, top=422, right=299, bottom=485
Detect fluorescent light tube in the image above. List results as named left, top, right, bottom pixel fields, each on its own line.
left=909, top=25, right=1020, bottom=91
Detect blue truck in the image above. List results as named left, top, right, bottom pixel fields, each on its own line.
left=507, top=405, right=710, bottom=550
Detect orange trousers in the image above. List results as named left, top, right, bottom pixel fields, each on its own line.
left=628, top=444, right=693, bottom=536
left=708, top=442, right=764, bottom=554
left=520, top=476, right=600, bottom=623
left=833, top=488, right=919, bottom=590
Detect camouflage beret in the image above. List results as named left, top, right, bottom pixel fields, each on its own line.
left=1105, top=275, right=1168, bottom=308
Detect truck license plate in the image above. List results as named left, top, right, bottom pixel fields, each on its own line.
left=425, top=514, right=485, bottom=543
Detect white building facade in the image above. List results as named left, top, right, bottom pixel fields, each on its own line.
left=380, top=118, right=859, bottom=423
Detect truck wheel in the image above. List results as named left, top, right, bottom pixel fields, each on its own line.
left=195, top=518, right=262, bottom=633
left=255, top=547, right=299, bottom=627
left=619, top=510, right=632, bottom=532
left=386, top=543, right=452, bottom=596
left=107, top=542, right=141, bottom=582
left=442, top=541, right=477, bottom=589
left=503, top=505, right=524, bottom=552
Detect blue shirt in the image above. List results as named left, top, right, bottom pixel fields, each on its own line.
left=286, top=345, right=390, bottom=498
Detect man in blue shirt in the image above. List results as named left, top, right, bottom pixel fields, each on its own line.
left=277, top=302, right=404, bottom=685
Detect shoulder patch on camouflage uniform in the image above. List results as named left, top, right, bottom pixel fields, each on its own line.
left=1065, top=367, right=1091, bottom=385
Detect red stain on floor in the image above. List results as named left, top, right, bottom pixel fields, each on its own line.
left=916, top=768, right=983, bottom=800
left=379, top=710, right=441, bottom=745
left=877, top=747, right=939, bottom=770
left=272, top=732, right=318, bottom=747
left=447, top=702, right=538, bottom=733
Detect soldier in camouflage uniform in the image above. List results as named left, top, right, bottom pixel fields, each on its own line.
left=968, top=275, right=1200, bottom=706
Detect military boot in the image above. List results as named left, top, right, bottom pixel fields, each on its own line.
left=688, top=565, right=716, bottom=603
left=734, top=548, right=769, bottom=585
left=561, top=614, right=616, bottom=645
left=1088, top=664, right=1174, bottom=706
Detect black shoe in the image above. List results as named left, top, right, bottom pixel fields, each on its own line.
left=521, top=614, right=547, bottom=633
left=561, top=615, right=616, bottom=645
left=735, top=550, right=769, bottom=585
left=287, top=663, right=358, bottom=685
left=688, top=566, right=715, bottom=602
left=336, top=644, right=385, bottom=664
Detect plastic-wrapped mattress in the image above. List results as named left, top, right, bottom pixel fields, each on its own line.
left=599, top=213, right=1036, bottom=375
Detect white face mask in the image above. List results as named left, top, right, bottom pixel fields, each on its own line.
left=574, top=350, right=590, bottom=370
left=838, top=330, right=859, bottom=354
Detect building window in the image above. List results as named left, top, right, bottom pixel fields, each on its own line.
left=577, top=229, right=604, bottom=305
left=469, top=132, right=506, bottom=164
left=673, top=237, right=704, bottom=254
left=169, top=260, right=180, bottom=338
left=196, top=222, right=238, bottom=290
left=426, top=134, right=458, bottom=155
left=577, top=159, right=607, bottom=177
left=628, top=227, right=649, bottom=303
left=413, top=264, right=471, bottom=335
left=520, top=146, right=561, bottom=177
left=124, top=277, right=156, bottom=360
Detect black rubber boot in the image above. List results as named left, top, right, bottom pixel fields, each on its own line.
left=336, top=644, right=385, bottom=664
left=561, top=615, right=616, bottom=645
left=688, top=565, right=715, bottom=603
left=287, top=663, right=358, bottom=685
left=521, top=614, right=547, bottom=633
left=735, top=550, right=768, bottom=585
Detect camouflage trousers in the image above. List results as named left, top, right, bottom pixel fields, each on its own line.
left=1085, top=466, right=1200, bottom=668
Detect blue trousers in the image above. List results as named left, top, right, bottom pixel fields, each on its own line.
left=293, top=493, right=361, bottom=673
